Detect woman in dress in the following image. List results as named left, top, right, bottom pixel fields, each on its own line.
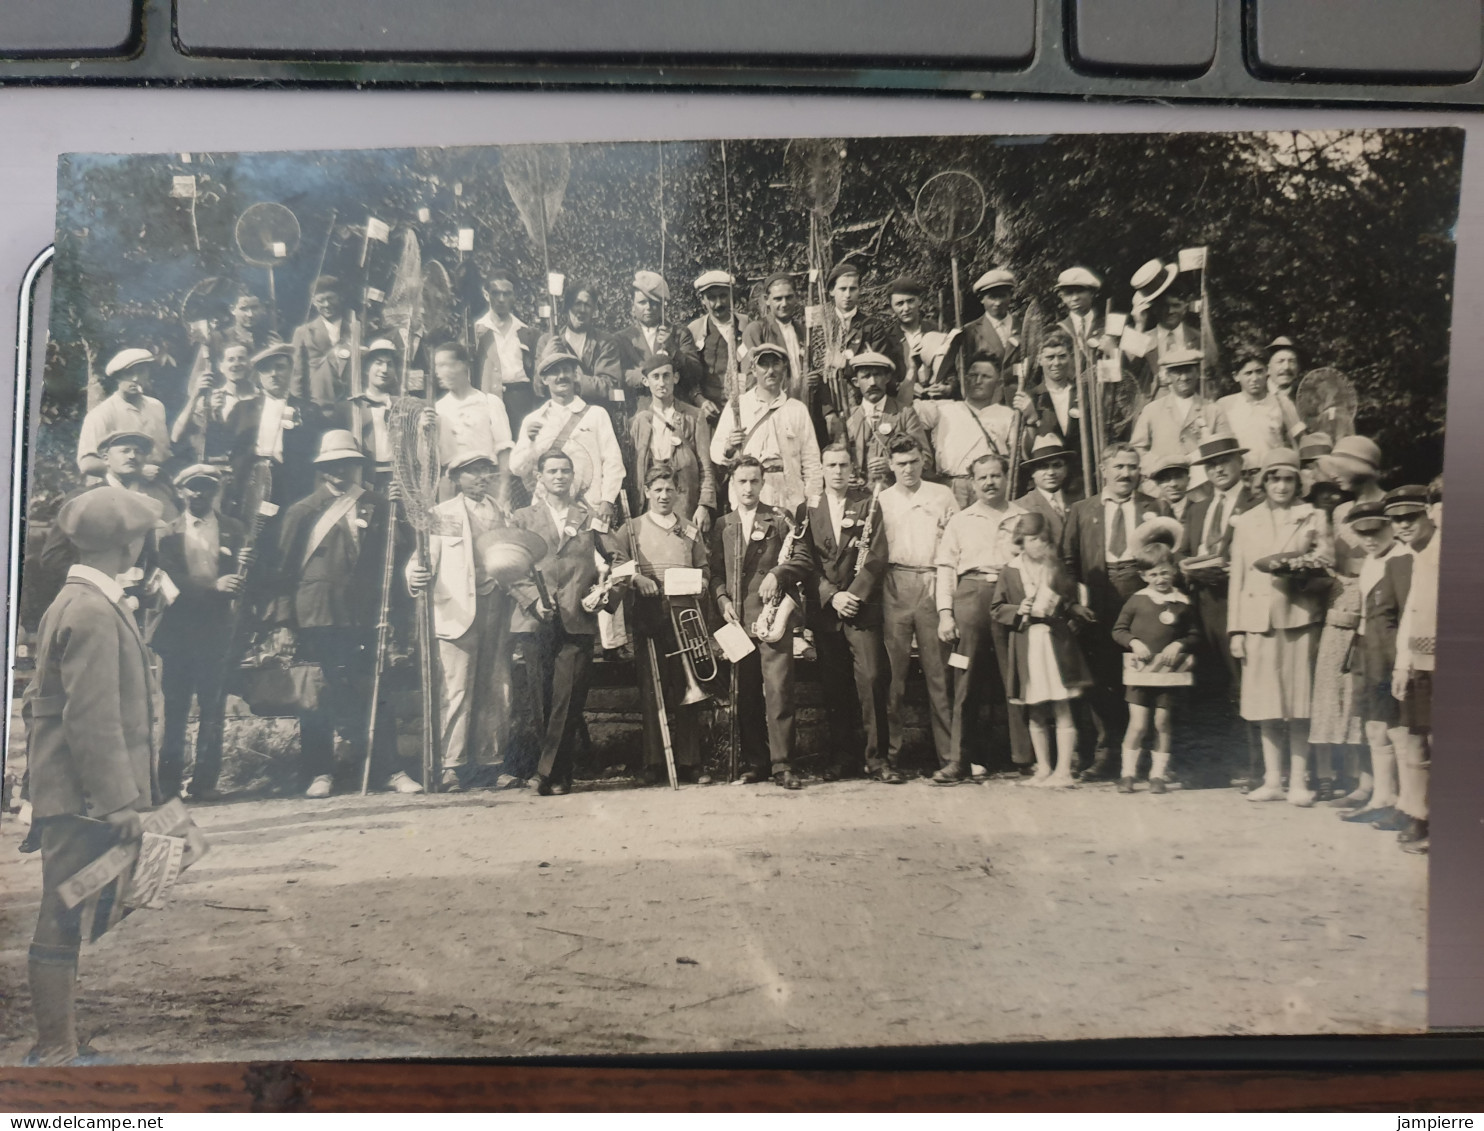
left=1227, top=448, right=1329, bottom=805
left=991, top=512, right=1094, bottom=787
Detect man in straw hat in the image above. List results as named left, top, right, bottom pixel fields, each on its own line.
left=267, top=429, right=421, bottom=798
left=1127, top=258, right=1199, bottom=396
left=77, top=349, right=170, bottom=481
left=614, top=270, right=702, bottom=410
left=712, top=341, right=823, bottom=514
left=289, top=275, right=354, bottom=425
left=1015, top=434, right=1078, bottom=546
left=407, top=452, right=544, bottom=791
left=511, top=336, right=626, bottom=525
left=687, top=270, right=752, bottom=418
left=844, top=351, right=933, bottom=487
left=934, top=267, right=1020, bottom=396
left=21, top=486, right=164, bottom=1065
left=152, top=464, right=250, bottom=802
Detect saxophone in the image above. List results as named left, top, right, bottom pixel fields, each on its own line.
left=752, top=511, right=807, bottom=643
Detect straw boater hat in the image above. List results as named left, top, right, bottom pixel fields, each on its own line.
left=313, top=429, right=365, bottom=465
left=972, top=268, right=1015, bottom=295
left=693, top=270, right=733, bottom=294
left=1190, top=434, right=1247, bottom=466
left=1055, top=267, right=1101, bottom=291
left=362, top=337, right=399, bottom=357
left=172, top=463, right=223, bottom=489
left=1130, top=258, right=1178, bottom=304
left=251, top=342, right=294, bottom=370
left=105, top=348, right=154, bottom=377
left=1131, top=515, right=1185, bottom=555
left=1023, top=434, right=1077, bottom=468
left=632, top=271, right=670, bottom=303
left=56, top=486, right=163, bottom=553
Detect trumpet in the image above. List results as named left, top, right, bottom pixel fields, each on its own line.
left=664, top=597, right=717, bottom=705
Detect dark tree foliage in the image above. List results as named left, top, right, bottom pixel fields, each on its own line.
left=38, top=128, right=1460, bottom=522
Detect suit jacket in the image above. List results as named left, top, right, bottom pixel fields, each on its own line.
left=1181, top=484, right=1258, bottom=567
left=535, top=328, right=621, bottom=403
left=271, top=483, right=392, bottom=630
left=1026, top=380, right=1084, bottom=449
left=1130, top=394, right=1231, bottom=472
left=1014, top=487, right=1072, bottom=548
left=412, top=495, right=496, bottom=641
left=1360, top=549, right=1407, bottom=687
left=629, top=400, right=717, bottom=518
left=613, top=322, right=705, bottom=404
left=934, top=312, right=1021, bottom=395
left=844, top=401, right=935, bottom=483
left=708, top=503, right=814, bottom=634
left=473, top=319, right=540, bottom=394
left=800, top=488, right=886, bottom=632
left=153, top=510, right=248, bottom=655
left=25, top=574, right=158, bottom=819
left=508, top=499, right=625, bottom=636
left=289, top=317, right=353, bottom=413
left=687, top=313, right=753, bottom=408
left=1226, top=502, right=1327, bottom=634
left=1060, top=493, right=1169, bottom=620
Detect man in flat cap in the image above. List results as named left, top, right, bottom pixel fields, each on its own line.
left=711, top=341, right=823, bottom=514
left=267, top=430, right=420, bottom=798
left=22, top=486, right=163, bottom=1065
left=1054, top=267, right=1105, bottom=361
left=470, top=265, right=539, bottom=430
left=76, top=349, right=170, bottom=481
left=934, top=267, right=1021, bottom=397
left=613, top=271, right=702, bottom=411
left=687, top=270, right=752, bottom=419
left=153, top=465, right=250, bottom=801
left=1129, top=348, right=1230, bottom=491
left=845, top=351, right=934, bottom=488
left=289, top=275, right=354, bottom=427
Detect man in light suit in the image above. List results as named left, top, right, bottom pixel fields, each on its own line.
left=687, top=270, right=752, bottom=417
left=1060, top=442, right=1168, bottom=778
left=508, top=449, right=627, bottom=795
left=407, top=453, right=545, bottom=791
left=23, top=487, right=162, bottom=1066
left=289, top=275, right=354, bottom=428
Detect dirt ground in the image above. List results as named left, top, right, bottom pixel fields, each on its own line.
left=0, top=773, right=1427, bottom=1064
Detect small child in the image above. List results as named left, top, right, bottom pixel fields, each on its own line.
left=991, top=512, right=1095, bottom=787
left=1111, top=542, right=1202, bottom=794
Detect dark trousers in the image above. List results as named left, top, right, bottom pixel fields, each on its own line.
left=33, top=817, right=117, bottom=953
left=1194, top=581, right=1256, bottom=781
left=296, top=626, right=399, bottom=785
left=501, top=382, right=540, bottom=434
left=815, top=621, right=889, bottom=775
left=159, top=647, right=228, bottom=796
left=950, top=578, right=1032, bottom=773
left=522, top=621, right=595, bottom=785
left=1081, top=563, right=1144, bottom=756
left=736, top=633, right=796, bottom=776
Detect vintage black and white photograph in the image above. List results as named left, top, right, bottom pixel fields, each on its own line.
left=0, top=127, right=1459, bottom=1065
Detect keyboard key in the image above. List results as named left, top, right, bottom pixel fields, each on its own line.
left=175, top=0, right=1036, bottom=64
left=1071, top=0, right=1217, bottom=74
left=0, top=0, right=135, bottom=56
left=1253, top=0, right=1482, bottom=79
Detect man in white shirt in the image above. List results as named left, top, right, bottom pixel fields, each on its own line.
left=434, top=341, right=513, bottom=508
left=77, top=349, right=171, bottom=481
left=511, top=338, right=625, bottom=524
left=712, top=342, right=823, bottom=513
left=472, top=266, right=540, bottom=429
left=1218, top=351, right=1306, bottom=462
left=873, top=436, right=959, bottom=783
left=911, top=353, right=1021, bottom=507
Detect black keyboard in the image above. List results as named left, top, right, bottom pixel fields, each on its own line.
left=0, top=0, right=1482, bottom=104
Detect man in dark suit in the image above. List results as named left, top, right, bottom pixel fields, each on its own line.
left=686, top=270, right=752, bottom=417
left=23, top=486, right=162, bottom=1067
left=819, top=263, right=889, bottom=443
left=933, top=267, right=1021, bottom=398
left=268, top=430, right=419, bottom=798
left=800, top=443, right=888, bottom=779
left=289, top=275, right=354, bottom=428
left=508, top=449, right=627, bottom=796
left=472, top=265, right=542, bottom=429
left=537, top=279, right=622, bottom=407
left=1014, top=435, right=1078, bottom=546
left=742, top=273, right=808, bottom=402
left=1179, top=433, right=1259, bottom=784
left=710, top=455, right=814, bottom=788
left=876, top=276, right=933, bottom=400
left=613, top=270, right=703, bottom=412
left=1060, top=442, right=1167, bottom=778
left=843, top=352, right=934, bottom=486
left=153, top=466, right=249, bottom=801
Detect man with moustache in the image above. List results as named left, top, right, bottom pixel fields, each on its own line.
left=843, top=352, right=933, bottom=486
left=613, top=271, right=703, bottom=411
left=911, top=353, right=1020, bottom=508
left=77, top=350, right=171, bottom=482
left=711, top=341, right=822, bottom=514
left=800, top=442, right=889, bottom=780
left=1266, top=336, right=1302, bottom=398
left=1129, top=349, right=1230, bottom=490
left=687, top=271, right=752, bottom=418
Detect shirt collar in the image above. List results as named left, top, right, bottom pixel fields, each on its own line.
left=1101, top=491, right=1136, bottom=507
left=68, top=563, right=127, bottom=604
left=1137, top=585, right=1190, bottom=606
left=648, top=511, right=679, bottom=530
left=476, top=310, right=526, bottom=335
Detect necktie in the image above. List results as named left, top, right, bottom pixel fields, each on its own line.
left=1205, top=495, right=1227, bottom=555
left=1108, top=502, right=1127, bottom=559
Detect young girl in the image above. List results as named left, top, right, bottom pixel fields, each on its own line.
left=1112, top=541, right=1202, bottom=794
left=991, top=512, right=1094, bottom=787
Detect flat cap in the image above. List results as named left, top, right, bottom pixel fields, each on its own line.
left=885, top=275, right=924, bottom=297
left=1148, top=452, right=1192, bottom=479
left=99, top=429, right=153, bottom=452
left=693, top=270, right=734, bottom=293
left=749, top=341, right=788, bottom=363
left=105, top=348, right=154, bottom=377
left=172, top=463, right=223, bottom=488
left=250, top=342, right=294, bottom=368
left=535, top=335, right=582, bottom=376
left=972, top=268, right=1015, bottom=294
left=849, top=350, right=897, bottom=374
left=1161, top=347, right=1204, bottom=369
left=447, top=450, right=497, bottom=476
left=1346, top=500, right=1391, bottom=530
left=632, top=271, right=670, bottom=303
left=56, top=486, right=163, bottom=553
left=1056, top=267, right=1101, bottom=291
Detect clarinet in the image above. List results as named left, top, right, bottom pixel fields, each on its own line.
left=853, top=481, right=883, bottom=579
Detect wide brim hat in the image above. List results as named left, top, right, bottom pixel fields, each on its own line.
left=250, top=342, right=294, bottom=369
left=99, top=429, right=154, bottom=452
left=1055, top=266, right=1102, bottom=291
left=56, top=485, right=164, bottom=553
left=1265, top=335, right=1298, bottom=356
left=1022, top=436, right=1078, bottom=469
left=1329, top=434, right=1381, bottom=474
left=1130, top=259, right=1178, bottom=303
left=1131, top=515, right=1185, bottom=554
left=632, top=270, right=670, bottom=303
left=1191, top=433, right=1248, bottom=466
left=971, top=267, right=1015, bottom=295
left=362, top=337, right=399, bottom=357
left=313, top=429, right=365, bottom=464
left=172, top=462, right=223, bottom=489
left=475, top=526, right=550, bottom=586
left=104, top=348, right=154, bottom=377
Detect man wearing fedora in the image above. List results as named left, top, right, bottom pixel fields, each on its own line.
left=934, top=268, right=1020, bottom=396
left=614, top=270, right=703, bottom=411
left=153, top=465, right=250, bottom=802
left=76, top=349, right=171, bottom=482
left=407, top=452, right=542, bottom=791
left=1015, top=434, right=1078, bottom=545
left=22, top=486, right=163, bottom=1065
left=844, top=351, right=933, bottom=487
left=687, top=270, right=752, bottom=418
left=268, top=429, right=420, bottom=798
left=289, top=275, right=355, bottom=428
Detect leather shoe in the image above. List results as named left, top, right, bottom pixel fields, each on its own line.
left=536, top=775, right=554, bottom=796
left=17, top=824, right=41, bottom=854
left=774, top=770, right=803, bottom=790
left=1400, top=837, right=1429, bottom=855
left=1117, top=777, right=1135, bottom=794
left=1373, top=809, right=1412, bottom=832
left=551, top=781, right=571, bottom=796
left=1149, top=776, right=1168, bottom=795
left=931, top=769, right=965, bottom=786
left=184, top=784, right=223, bottom=803
left=736, top=770, right=763, bottom=785
left=696, top=773, right=713, bottom=785
left=1396, top=817, right=1429, bottom=844
left=1078, top=751, right=1114, bottom=782
left=305, top=774, right=334, bottom=799
left=1343, top=805, right=1395, bottom=824
left=877, top=769, right=906, bottom=785
left=440, top=769, right=464, bottom=793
